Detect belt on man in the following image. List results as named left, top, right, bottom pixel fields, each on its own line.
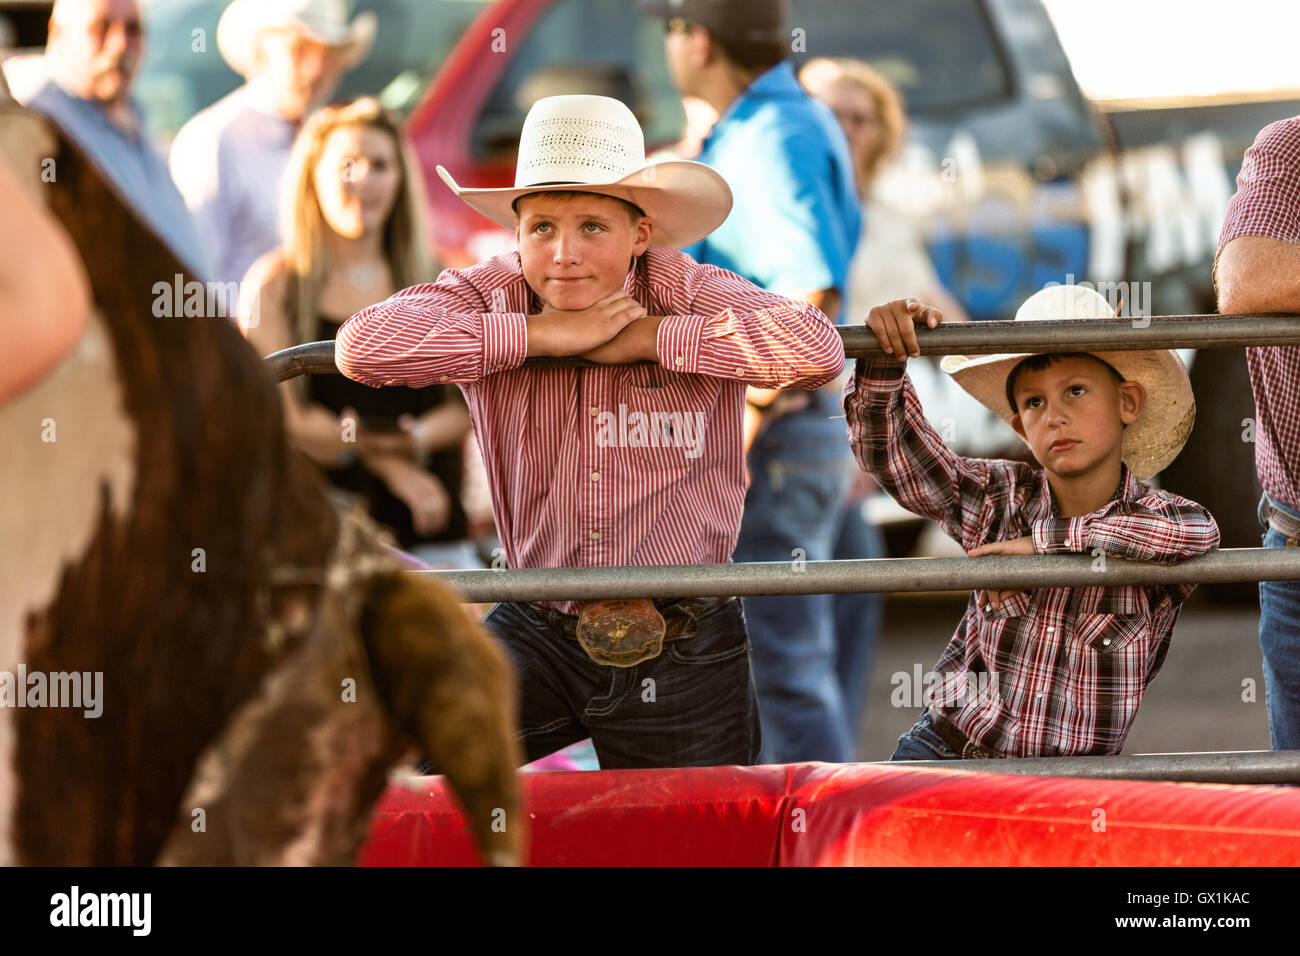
left=1260, top=493, right=1300, bottom=540
left=927, top=708, right=1003, bottom=760
left=526, top=595, right=737, bottom=643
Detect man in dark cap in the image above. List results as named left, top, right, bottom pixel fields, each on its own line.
left=642, top=0, right=864, bottom=764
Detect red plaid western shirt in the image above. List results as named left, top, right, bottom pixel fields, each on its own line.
left=1218, top=116, right=1300, bottom=508
left=335, top=245, right=846, bottom=614
left=843, top=359, right=1220, bottom=757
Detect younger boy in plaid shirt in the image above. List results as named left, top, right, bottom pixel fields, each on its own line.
left=844, top=285, right=1219, bottom=759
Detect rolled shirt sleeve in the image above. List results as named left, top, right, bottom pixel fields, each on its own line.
left=1218, top=117, right=1300, bottom=251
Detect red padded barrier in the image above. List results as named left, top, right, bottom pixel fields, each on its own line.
left=357, top=762, right=1300, bottom=866
left=359, top=765, right=793, bottom=866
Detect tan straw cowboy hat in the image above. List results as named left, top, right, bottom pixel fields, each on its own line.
left=217, top=0, right=377, bottom=79
left=436, top=94, right=732, bottom=249
left=939, top=284, right=1195, bottom=480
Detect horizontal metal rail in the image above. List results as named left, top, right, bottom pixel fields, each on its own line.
left=265, top=313, right=1300, bottom=382
left=884, top=749, right=1300, bottom=785
left=419, top=547, right=1300, bottom=604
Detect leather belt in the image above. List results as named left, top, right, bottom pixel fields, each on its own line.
left=526, top=595, right=736, bottom=643
left=927, top=708, right=1003, bottom=760
left=1260, top=493, right=1300, bottom=540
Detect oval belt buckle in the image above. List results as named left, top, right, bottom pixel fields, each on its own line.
left=576, top=599, right=666, bottom=668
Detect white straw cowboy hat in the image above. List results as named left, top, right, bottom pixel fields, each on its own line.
left=217, top=0, right=377, bottom=79
left=939, top=284, right=1195, bottom=480
left=436, top=94, right=733, bottom=249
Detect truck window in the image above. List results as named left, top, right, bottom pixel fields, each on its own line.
left=471, top=0, right=684, bottom=160
left=790, top=0, right=1012, bottom=114
left=470, top=0, right=1009, bottom=163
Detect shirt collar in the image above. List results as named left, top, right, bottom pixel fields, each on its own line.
left=743, top=60, right=803, bottom=100
left=44, top=75, right=146, bottom=141
left=242, top=76, right=301, bottom=126
left=707, top=61, right=802, bottom=137
left=1039, top=462, right=1138, bottom=518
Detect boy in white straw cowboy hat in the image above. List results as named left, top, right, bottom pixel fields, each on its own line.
left=335, top=94, right=846, bottom=769
left=843, top=285, right=1219, bottom=759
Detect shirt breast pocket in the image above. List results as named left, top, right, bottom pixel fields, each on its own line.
left=1066, top=587, right=1152, bottom=721
left=1070, top=586, right=1151, bottom=656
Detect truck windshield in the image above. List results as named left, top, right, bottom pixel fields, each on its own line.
left=473, top=0, right=686, bottom=159
left=471, top=0, right=1011, bottom=161
left=790, top=0, right=1012, bottom=114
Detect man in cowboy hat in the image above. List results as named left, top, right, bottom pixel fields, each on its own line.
left=844, top=286, right=1219, bottom=759
left=24, top=0, right=210, bottom=277
left=335, top=94, right=847, bottom=769
left=169, top=0, right=375, bottom=286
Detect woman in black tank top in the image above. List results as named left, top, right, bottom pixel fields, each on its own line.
left=241, top=98, right=478, bottom=560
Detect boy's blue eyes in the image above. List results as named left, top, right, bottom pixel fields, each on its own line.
left=531, top=222, right=604, bottom=233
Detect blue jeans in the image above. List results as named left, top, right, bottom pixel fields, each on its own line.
left=889, top=710, right=962, bottom=761
left=481, top=598, right=760, bottom=769
left=734, top=395, right=857, bottom=763
left=1258, top=493, right=1300, bottom=750
left=832, top=497, right=886, bottom=739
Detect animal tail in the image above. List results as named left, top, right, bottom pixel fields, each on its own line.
left=358, top=571, right=524, bottom=866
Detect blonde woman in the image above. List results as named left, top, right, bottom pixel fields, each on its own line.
left=799, top=58, right=982, bottom=745
left=800, top=57, right=969, bottom=324
left=242, top=96, right=477, bottom=564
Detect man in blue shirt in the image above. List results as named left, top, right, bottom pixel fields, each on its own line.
left=643, top=0, right=865, bottom=763
left=25, top=0, right=210, bottom=278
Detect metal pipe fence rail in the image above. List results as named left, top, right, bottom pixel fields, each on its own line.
left=415, top=551, right=1300, bottom=786
left=265, top=316, right=1300, bottom=785
left=888, top=750, right=1300, bottom=784
left=421, top=548, right=1300, bottom=603
left=265, top=312, right=1300, bottom=381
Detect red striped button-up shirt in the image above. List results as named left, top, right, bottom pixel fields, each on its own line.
left=844, top=358, right=1220, bottom=757
left=335, top=245, right=846, bottom=613
left=1217, top=116, right=1300, bottom=508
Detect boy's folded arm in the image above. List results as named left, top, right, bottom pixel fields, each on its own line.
left=335, top=272, right=527, bottom=387
left=843, top=356, right=998, bottom=545
left=658, top=265, right=846, bottom=389
left=1031, top=495, right=1221, bottom=563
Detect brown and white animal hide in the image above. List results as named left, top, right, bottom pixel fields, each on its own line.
left=0, top=103, right=522, bottom=865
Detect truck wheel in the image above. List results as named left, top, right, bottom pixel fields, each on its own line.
left=1159, top=348, right=1262, bottom=604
